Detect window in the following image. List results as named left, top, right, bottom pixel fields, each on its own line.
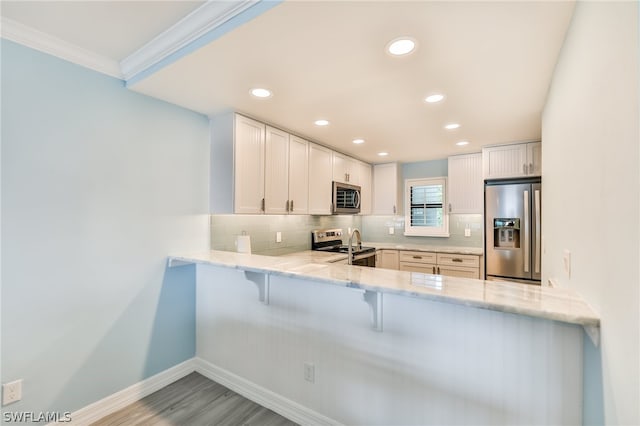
left=404, top=177, right=449, bottom=237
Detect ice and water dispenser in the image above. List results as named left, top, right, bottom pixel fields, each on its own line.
left=493, top=218, right=520, bottom=248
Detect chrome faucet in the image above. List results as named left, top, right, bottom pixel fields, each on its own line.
left=347, top=228, right=362, bottom=265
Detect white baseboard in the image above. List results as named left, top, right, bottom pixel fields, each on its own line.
left=193, top=357, right=342, bottom=426
left=50, top=359, right=196, bottom=426
left=48, top=357, right=339, bottom=426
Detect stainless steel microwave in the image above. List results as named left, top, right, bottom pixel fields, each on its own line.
left=332, top=181, right=361, bottom=214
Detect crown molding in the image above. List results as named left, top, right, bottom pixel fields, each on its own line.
left=120, top=0, right=259, bottom=83
left=1, top=17, right=122, bottom=79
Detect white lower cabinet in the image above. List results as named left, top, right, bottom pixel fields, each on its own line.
left=376, top=249, right=399, bottom=270
left=399, top=251, right=437, bottom=274
left=436, top=253, right=481, bottom=279
left=383, top=250, right=481, bottom=279
left=437, top=265, right=479, bottom=279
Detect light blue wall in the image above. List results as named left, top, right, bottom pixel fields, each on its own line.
left=402, top=159, right=448, bottom=180
left=1, top=40, right=210, bottom=415
left=363, top=158, right=482, bottom=247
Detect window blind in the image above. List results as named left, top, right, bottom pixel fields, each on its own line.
left=410, top=184, right=444, bottom=227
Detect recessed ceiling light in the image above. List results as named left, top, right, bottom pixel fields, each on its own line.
left=250, top=88, right=272, bottom=98
left=425, top=94, right=445, bottom=103
left=378, top=152, right=389, bottom=156
left=444, top=123, right=460, bottom=130
left=456, top=141, right=470, bottom=146
left=386, top=37, right=416, bottom=56
left=314, top=119, right=330, bottom=126
left=353, top=139, right=365, bottom=144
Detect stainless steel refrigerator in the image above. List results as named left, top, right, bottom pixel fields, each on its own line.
left=485, top=179, right=541, bottom=284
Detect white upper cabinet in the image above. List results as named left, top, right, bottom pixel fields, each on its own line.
left=356, top=161, right=372, bottom=215
left=528, top=142, right=542, bottom=176
left=308, top=144, right=333, bottom=215
left=263, top=126, right=312, bottom=215
left=373, top=162, right=402, bottom=215
left=448, top=153, right=483, bottom=214
left=264, top=126, right=290, bottom=214
left=332, top=152, right=359, bottom=184
left=211, top=112, right=370, bottom=215
left=233, top=115, right=265, bottom=214
left=288, top=135, right=309, bottom=214
left=482, top=142, right=541, bottom=179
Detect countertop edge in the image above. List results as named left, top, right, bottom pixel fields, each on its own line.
left=168, top=251, right=600, bottom=329
left=364, top=242, right=483, bottom=255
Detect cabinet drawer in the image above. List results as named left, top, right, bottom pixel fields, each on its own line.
left=436, top=253, right=479, bottom=268
left=437, top=265, right=480, bottom=279
left=399, top=262, right=437, bottom=274
left=399, top=251, right=436, bottom=264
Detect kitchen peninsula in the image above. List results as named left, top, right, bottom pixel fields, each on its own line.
left=169, top=249, right=599, bottom=425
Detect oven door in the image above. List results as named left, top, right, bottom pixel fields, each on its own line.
left=332, top=182, right=361, bottom=214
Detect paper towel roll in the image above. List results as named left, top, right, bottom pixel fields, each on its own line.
left=236, top=235, right=252, bottom=254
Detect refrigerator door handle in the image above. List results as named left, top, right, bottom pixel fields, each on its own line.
left=535, top=189, right=541, bottom=274
left=523, top=190, right=530, bottom=273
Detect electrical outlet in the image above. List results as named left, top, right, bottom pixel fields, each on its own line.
left=464, top=226, right=471, bottom=237
left=304, top=362, right=315, bottom=383
left=388, top=227, right=394, bottom=235
left=276, top=231, right=282, bottom=243
left=3, top=380, right=22, bottom=405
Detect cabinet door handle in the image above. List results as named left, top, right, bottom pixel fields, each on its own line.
left=261, top=198, right=265, bottom=212
left=286, top=200, right=290, bottom=212
left=437, top=266, right=440, bottom=274
left=393, top=205, right=396, bottom=214
left=448, top=203, right=452, bottom=213
left=529, top=163, right=534, bottom=174
left=523, top=164, right=527, bottom=174
left=412, top=255, right=422, bottom=259
left=432, top=266, right=436, bottom=274
left=452, top=258, right=463, bottom=263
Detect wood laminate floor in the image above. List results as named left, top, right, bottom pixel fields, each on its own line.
left=91, top=373, right=298, bottom=426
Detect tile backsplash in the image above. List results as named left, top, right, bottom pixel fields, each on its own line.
left=211, top=213, right=482, bottom=255
left=361, top=214, right=483, bottom=247
left=211, top=214, right=362, bottom=255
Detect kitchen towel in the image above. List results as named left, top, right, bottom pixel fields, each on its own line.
left=236, top=235, right=252, bottom=254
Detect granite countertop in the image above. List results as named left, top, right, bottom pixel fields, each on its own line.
left=365, top=242, right=483, bottom=255
left=168, top=250, right=599, bottom=329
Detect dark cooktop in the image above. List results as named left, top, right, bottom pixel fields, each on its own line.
left=316, top=245, right=376, bottom=255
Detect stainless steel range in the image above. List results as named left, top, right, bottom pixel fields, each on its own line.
left=311, top=228, right=376, bottom=267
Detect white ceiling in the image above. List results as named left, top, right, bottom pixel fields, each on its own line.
left=1, top=1, right=575, bottom=164
left=1, top=1, right=203, bottom=60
